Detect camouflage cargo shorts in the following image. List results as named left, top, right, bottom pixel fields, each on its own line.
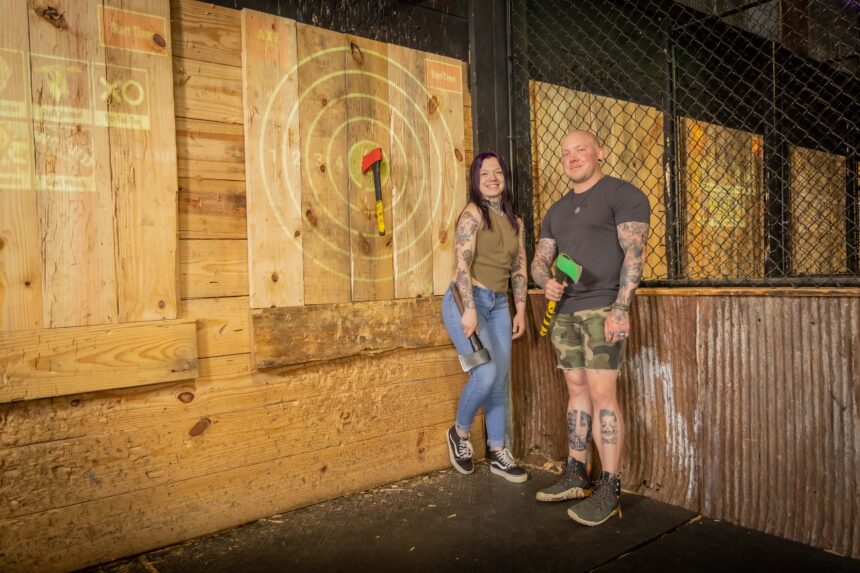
left=550, top=306, right=626, bottom=371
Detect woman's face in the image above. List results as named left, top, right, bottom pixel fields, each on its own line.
left=478, top=156, right=505, bottom=200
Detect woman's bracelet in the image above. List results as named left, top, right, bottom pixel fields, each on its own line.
left=609, top=302, right=630, bottom=313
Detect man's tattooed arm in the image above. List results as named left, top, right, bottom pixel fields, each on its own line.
left=530, top=238, right=557, bottom=289
left=615, top=221, right=649, bottom=306
left=454, top=206, right=481, bottom=309
left=510, top=218, right=528, bottom=306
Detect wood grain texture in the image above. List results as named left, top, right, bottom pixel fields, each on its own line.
left=173, top=56, right=243, bottom=123
left=1, top=347, right=457, bottom=448
left=346, top=35, right=395, bottom=302
left=175, top=117, right=245, bottom=180
left=428, top=57, right=467, bottom=295
left=105, top=0, right=179, bottom=322
left=180, top=296, right=250, bottom=358
left=179, top=239, right=248, bottom=299
left=0, top=319, right=197, bottom=403
left=170, top=0, right=242, bottom=67
left=389, top=45, right=433, bottom=298
left=0, top=0, right=42, bottom=331
left=252, top=296, right=450, bottom=369
left=0, top=421, right=468, bottom=573
left=242, top=10, right=303, bottom=308
left=178, top=178, right=247, bottom=239
left=28, top=0, right=118, bottom=327
left=298, top=23, right=351, bottom=304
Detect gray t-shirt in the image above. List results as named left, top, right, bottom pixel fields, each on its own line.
left=540, top=175, right=650, bottom=313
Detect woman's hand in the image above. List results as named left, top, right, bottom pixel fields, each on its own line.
left=461, top=308, right=478, bottom=338
left=511, top=311, right=526, bottom=339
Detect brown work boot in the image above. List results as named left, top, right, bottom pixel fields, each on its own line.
left=567, top=470, right=621, bottom=526
left=535, top=457, right=592, bottom=502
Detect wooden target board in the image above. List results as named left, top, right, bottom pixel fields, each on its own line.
left=0, top=0, right=179, bottom=330
left=241, top=10, right=467, bottom=308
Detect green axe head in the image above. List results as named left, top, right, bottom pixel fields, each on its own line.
left=554, top=253, right=582, bottom=284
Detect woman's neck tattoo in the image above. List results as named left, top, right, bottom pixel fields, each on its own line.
left=487, top=197, right=502, bottom=212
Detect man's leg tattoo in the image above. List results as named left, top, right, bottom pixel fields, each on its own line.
left=599, top=409, right=618, bottom=445
left=569, top=409, right=592, bottom=452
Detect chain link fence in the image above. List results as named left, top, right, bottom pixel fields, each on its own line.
left=510, top=0, right=859, bottom=286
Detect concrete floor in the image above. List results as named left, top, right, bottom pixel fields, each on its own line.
left=84, top=464, right=860, bottom=573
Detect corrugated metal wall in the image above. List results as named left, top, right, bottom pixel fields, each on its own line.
left=512, top=292, right=859, bottom=558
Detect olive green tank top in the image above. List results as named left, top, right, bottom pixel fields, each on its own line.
left=471, top=209, right=519, bottom=293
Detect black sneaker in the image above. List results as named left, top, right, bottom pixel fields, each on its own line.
left=535, top=456, right=592, bottom=502
left=488, top=448, right=529, bottom=483
left=446, top=426, right=474, bottom=474
left=567, top=471, right=621, bottom=526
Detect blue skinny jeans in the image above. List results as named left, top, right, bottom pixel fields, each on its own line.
left=442, top=284, right=511, bottom=449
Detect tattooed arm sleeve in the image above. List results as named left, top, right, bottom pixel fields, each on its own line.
left=530, top=238, right=557, bottom=289
left=510, top=218, right=528, bottom=306
left=615, top=221, right=649, bottom=305
left=454, top=206, right=481, bottom=309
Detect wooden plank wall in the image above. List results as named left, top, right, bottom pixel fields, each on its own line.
left=0, top=2, right=476, bottom=571
left=512, top=291, right=860, bottom=558
left=0, top=0, right=179, bottom=329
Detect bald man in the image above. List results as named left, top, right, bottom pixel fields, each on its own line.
left=530, top=130, right=650, bottom=526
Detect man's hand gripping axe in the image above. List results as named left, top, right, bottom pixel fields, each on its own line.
left=540, top=253, right=582, bottom=337
left=449, top=285, right=491, bottom=371
left=360, top=147, right=386, bottom=236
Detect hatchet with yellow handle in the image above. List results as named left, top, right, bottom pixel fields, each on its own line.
left=540, top=253, right=582, bottom=337
left=361, top=147, right=385, bottom=236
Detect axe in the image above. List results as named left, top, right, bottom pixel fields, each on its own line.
left=449, top=285, right=491, bottom=372
left=360, top=147, right=385, bottom=236
left=540, top=253, right=582, bottom=337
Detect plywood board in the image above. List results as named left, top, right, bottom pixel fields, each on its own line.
left=0, top=1, right=42, bottom=331
left=173, top=56, right=243, bottom=123
left=178, top=177, right=247, bottom=240
left=789, top=145, right=846, bottom=275
left=241, top=9, right=303, bottom=308
left=252, top=295, right=450, bottom=369
left=170, top=0, right=242, bottom=67
left=389, top=45, right=433, bottom=298
left=345, top=35, right=395, bottom=302
left=591, top=93, right=666, bottom=280
left=103, top=0, right=179, bottom=322
left=179, top=239, right=248, bottom=299
left=298, top=24, right=351, bottom=304
left=0, top=319, right=197, bottom=402
left=28, top=0, right=118, bottom=327
left=680, top=118, right=764, bottom=279
left=427, top=56, right=467, bottom=295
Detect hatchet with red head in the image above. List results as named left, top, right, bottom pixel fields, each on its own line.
left=361, top=147, right=385, bottom=236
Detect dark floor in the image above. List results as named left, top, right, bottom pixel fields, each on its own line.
left=84, top=464, right=859, bottom=573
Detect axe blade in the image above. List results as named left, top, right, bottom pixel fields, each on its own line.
left=458, top=347, right=491, bottom=372
left=361, top=147, right=383, bottom=173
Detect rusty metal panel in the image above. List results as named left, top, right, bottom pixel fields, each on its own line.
left=621, top=296, right=700, bottom=511
left=698, top=296, right=860, bottom=557
left=512, top=292, right=859, bottom=558
left=510, top=295, right=568, bottom=461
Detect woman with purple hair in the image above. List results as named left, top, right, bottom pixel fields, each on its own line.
left=442, top=151, right=529, bottom=483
